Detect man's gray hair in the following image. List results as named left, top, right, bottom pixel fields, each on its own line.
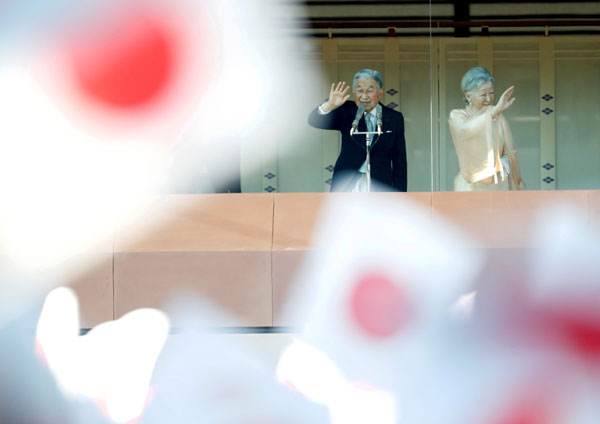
left=461, top=67, right=494, bottom=102
left=352, top=69, right=384, bottom=91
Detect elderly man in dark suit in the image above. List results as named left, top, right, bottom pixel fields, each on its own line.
left=308, top=69, right=407, bottom=192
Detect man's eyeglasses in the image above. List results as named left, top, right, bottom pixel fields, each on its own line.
left=354, top=88, right=377, bottom=96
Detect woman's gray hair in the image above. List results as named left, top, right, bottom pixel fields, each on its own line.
left=352, top=69, right=383, bottom=91
left=461, top=67, right=494, bottom=103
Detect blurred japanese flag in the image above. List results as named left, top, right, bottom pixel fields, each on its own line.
left=417, top=205, right=600, bottom=424
left=0, top=0, right=317, bottom=319
left=416, top=347, right=598, bottom=424
left=139, top=296, right=330, bottom=424
left=282, top=193, right=483, bottom=398
left=280, top=200, right=600, bottom=424
left=471, top=206, right=600, bottom=366
left=36, top=287, right=170, bottom=424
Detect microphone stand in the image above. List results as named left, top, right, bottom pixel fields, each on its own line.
left=350, top=127, right=381, bottom=192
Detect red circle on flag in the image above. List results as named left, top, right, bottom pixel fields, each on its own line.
left=349, top=273, right=412, bottom=339
left=68, top=10, right=176, bottom=109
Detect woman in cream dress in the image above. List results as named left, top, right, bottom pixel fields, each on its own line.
left=449, top=67, right=525, bottom=191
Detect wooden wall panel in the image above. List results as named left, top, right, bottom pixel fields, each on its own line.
left=69, top=253, right=113, bottom=328
left=112, top=193, right=274, bottom=327
left=114, top=194, right=274, bottom=252
left=431, top=190, right=589, bottom=248
left=114, top=251, right=272, bottom=327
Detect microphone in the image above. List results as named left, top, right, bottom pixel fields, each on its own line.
left=350, top=105, right=365, bottom=135
left=376, top=104, right=383, bottom=135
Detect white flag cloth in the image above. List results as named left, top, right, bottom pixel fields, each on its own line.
left=283, top=193, right=483, bottom=400
left=140, top=296, right=329, bottom=424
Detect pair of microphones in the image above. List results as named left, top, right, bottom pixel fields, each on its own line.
left=350, top=104, right=382, bottom=135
